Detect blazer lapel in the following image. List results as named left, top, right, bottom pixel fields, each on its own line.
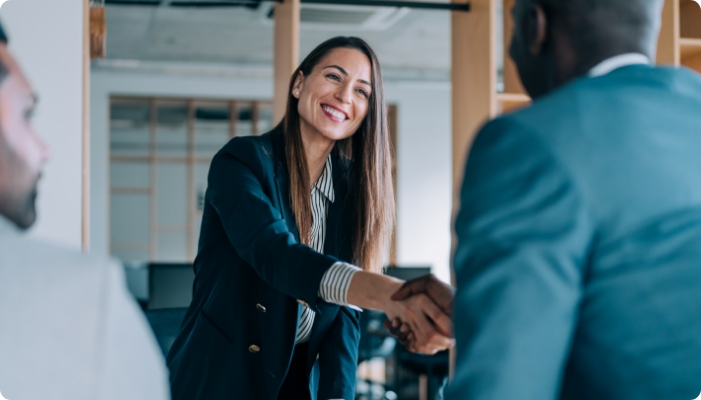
left=323, top=152, right=350, bottom=260
left=271, top=127, right=300, bottom=243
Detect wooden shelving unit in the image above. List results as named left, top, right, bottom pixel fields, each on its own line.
left=659, top=0, right=701, bottom=71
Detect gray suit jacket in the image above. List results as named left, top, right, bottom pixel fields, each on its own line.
left=448, top=65, right=701, bottom=399
left=0, top=217, right=170, bottom=400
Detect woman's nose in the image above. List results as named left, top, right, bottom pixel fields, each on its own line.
left=335, top=83, right=353, bottom=104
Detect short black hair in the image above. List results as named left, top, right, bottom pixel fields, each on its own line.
left=537, top=0, right=663, bottom=56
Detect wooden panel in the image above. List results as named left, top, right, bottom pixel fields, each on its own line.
left=681, top=37, right=701, bottom=63
left=502, top=0, right=526, bottom=95
left=680, top=0, right=701, bottom=39
left=451, top=0, right=497, bottom=201
left=450, top=0, right=497, bottom=379
left=657, top=0, right=680, bottom=65
left=683, top=53, right=701, bottom=73
left=496, top=92, right=531, bottom=114
left=273, top=0, right=300, bottom=124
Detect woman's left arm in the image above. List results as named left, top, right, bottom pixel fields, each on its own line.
left=316, top=306, right=361, bottom=400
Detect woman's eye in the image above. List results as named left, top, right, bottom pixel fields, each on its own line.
left=357, top=89, right=369, bottom=98
left=326, top=74, right=341, bottom=82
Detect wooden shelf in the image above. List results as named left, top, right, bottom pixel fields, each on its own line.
left=680, top=37, right=701, bottom=62
left=496, top=92, right=532, bottom=114
left=496, top=93, right=531, bottom=102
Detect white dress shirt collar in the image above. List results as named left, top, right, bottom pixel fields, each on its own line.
left=312, top=155, right=335, bottom=203
left=588, top=53, right=651, bottom=78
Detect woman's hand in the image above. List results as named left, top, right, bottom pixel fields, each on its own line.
left=382, top=294, right=454, bottom=354
left=345, top=270, right=454, bottom=354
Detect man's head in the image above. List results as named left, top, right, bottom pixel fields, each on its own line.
left=0, top=33, right=49, bottom=229
left=509, top=0, right=665, bottom=98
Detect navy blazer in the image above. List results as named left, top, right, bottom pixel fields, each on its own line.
left=448, top=65, right=701, bottom=399
left=167, top=125, right=361, bottom=400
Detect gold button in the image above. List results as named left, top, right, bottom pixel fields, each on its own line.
left=297, top=299, right=309, bottom=308
left=256, top=303, right=267, bottom=313
left=249, top=345, right=260, bottom=353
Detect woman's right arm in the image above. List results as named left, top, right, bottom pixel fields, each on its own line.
left=207, top=141, right=336, bottom=312
left=209, top=139, right=453, bottom=353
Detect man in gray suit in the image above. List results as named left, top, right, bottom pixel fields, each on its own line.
left=0, top=24, right=169, bottom=400
left=443, top=0, right=701, bottom=398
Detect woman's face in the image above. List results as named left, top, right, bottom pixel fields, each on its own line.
left=293, top=47, right=373, bottom=143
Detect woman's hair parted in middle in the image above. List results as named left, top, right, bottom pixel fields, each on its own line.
left=283, top=36, right=395, bottom=274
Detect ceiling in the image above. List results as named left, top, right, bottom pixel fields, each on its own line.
left=101, top=1, right=454, bottom=76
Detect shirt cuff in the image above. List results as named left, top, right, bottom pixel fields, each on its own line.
left=318, top=262, right=362, bottom=309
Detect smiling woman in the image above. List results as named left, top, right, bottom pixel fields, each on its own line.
left=166, top=37, right=407, bottom=400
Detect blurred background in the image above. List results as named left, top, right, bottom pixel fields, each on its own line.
left=2, top=0, right=699, bottom=398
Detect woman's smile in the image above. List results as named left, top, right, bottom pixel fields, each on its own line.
left=320, top=104, right=349, bottom=123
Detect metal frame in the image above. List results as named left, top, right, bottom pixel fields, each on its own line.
left=104, top=0, right=471, bottom=11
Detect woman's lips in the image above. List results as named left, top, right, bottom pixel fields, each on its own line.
left=321, top=104, right=348, bottom=123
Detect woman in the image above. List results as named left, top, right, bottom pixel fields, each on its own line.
left=167, top=36, right=452, bottom=400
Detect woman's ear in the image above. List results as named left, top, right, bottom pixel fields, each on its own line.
left=292, top=71, right=305, bottom=99
left=528, top=4, right=548, bottom=56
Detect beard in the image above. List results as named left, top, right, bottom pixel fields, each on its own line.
left=13, top=174, right=39, bottom=229
left=0, top=135, right=40, bottom=230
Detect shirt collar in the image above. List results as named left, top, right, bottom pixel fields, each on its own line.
left=588, top=53, right=651, bottom=78
left=312, top=155, right=335, bottom=203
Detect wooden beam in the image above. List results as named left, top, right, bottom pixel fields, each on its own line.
left=451, top=0, right=497, bottom=208
left=450, top=0, right=497, bottom=379
left=273, top=0, right=300, bottom=124
left=656, top=0, right=680, bottom=65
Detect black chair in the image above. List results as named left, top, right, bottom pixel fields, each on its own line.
left=395, top=348, right=449, bottom=400
left=356, top=310, right=397, bottom=400
left=144, top=307, right=188, bottom=357
left=358, top=310, right=397, bottom=363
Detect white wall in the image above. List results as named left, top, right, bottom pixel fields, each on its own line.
left=390, top=82, right=452, bottom=284
left=1, top=0, right=85, bottom=249
left=91, top=68, right=452, bottom=282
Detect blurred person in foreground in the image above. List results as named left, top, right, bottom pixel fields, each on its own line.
left=393, top=0, right=701, bottom=398
left=0, top=23, right=169, bottom=400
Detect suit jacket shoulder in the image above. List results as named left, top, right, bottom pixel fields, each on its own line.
left=0, top=224, right=169, bottom=400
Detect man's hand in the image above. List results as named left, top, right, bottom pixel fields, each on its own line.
left=391, top=274, right=455, bottom=316
left=383, top=274, right=456, bottom=352
left=344, top=271, right=455, bottom=354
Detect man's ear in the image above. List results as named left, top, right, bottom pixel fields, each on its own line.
left=528, top=4, right=548, bottom=56
left=292, top=71, right=305, bottom=99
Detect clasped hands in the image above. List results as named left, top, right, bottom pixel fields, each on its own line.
left=382, top=274, right=456, bottom=355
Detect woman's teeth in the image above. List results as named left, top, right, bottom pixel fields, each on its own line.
left=323, top=106, right=346, bottom=120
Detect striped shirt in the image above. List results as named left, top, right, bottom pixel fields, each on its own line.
left=296, top=155, right=362, bottom=344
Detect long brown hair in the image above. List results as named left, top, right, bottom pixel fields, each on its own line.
left=283, top=36, right=394, bottom=274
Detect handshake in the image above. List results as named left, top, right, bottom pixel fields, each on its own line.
left=383, top=274, right=456, bottom=355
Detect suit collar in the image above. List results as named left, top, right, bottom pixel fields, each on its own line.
left=588, top=53, right=650, bottom=78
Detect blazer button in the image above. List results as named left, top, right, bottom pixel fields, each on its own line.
left=297, top=299, right=309, bottom=308
left=256, top=303, right=267, bottom=313
left=249, top=345, right=261, bottom=353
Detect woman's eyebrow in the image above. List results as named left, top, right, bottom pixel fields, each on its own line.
left=323, top=65, right=372, bottom=87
